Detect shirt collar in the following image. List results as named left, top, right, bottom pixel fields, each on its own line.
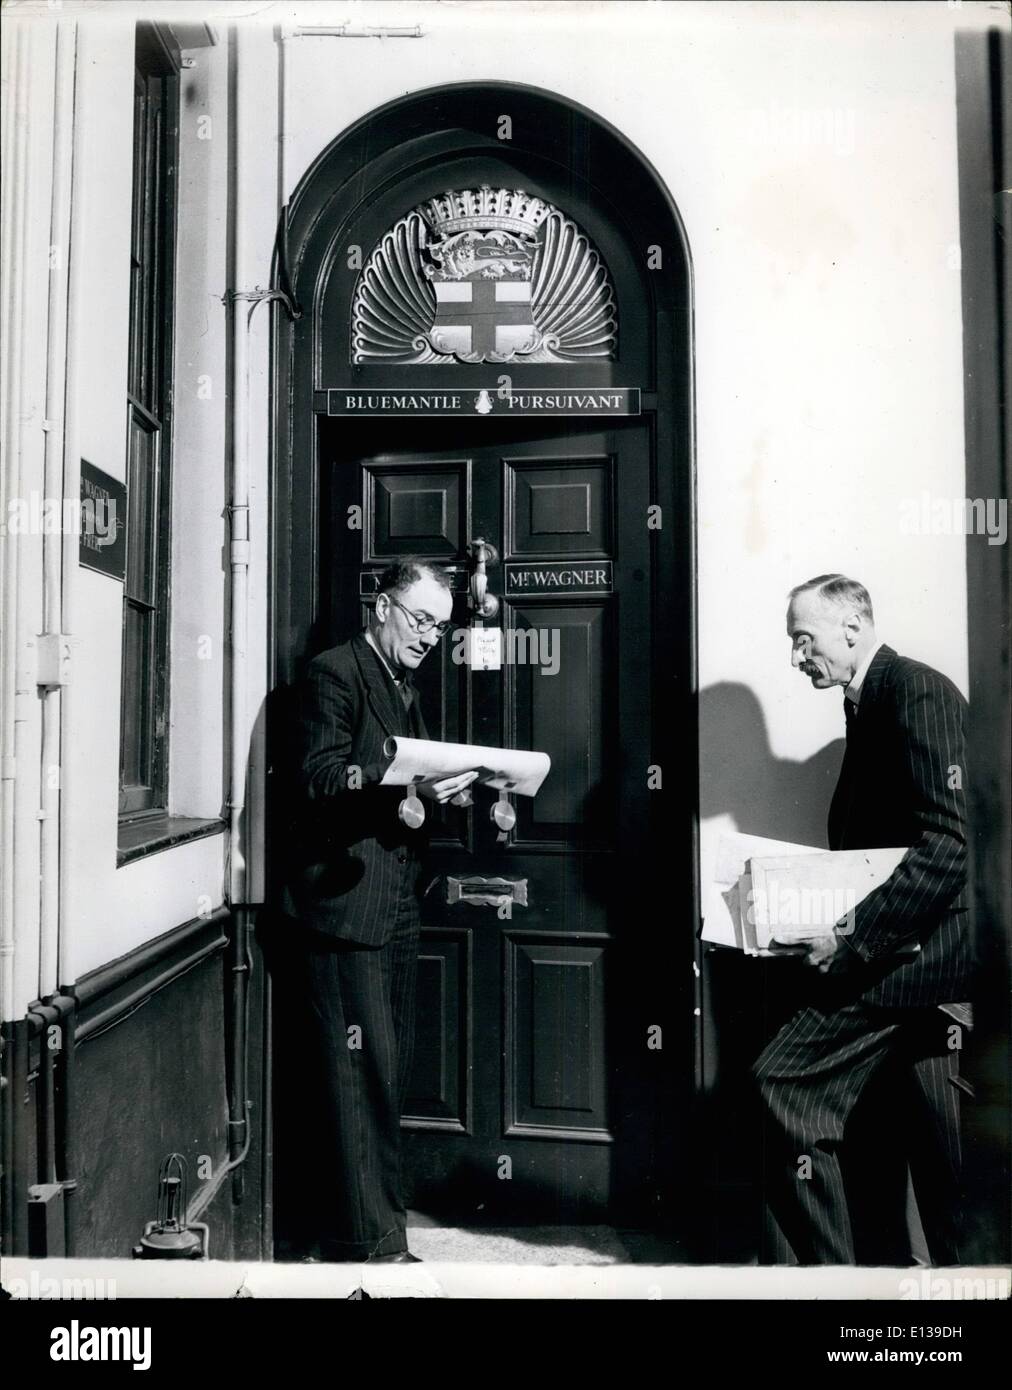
left=845, top=640, right=883, bottom=706
left=364, top=627, right=406, bottom=686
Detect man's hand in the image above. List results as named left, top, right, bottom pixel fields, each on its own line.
left=771, top=931, right=847, bottom=974
left=416, top=770, right=479, bottom=805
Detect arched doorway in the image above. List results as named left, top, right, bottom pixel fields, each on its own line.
left=270, top=83, right=697, bottom=1236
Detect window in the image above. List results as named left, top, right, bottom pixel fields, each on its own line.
left=120, top=23, right=179, bottom=818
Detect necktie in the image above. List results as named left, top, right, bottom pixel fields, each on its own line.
left=400, top=678, right=425, bottom=737
left=395, top=678, right=414, bottom=713
left=844, top=696, right=857, bottom=734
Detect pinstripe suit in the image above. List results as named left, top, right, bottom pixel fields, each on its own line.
left=280, top=632, right=430, bottom=945
left=280, top=632, right=430, bottom=1259
left=753, top=645, right=971, bottom=1264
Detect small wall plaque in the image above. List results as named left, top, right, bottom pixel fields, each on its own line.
left=79, top=460, right=126, bottom=581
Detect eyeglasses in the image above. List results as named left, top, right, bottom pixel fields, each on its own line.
left=386, top=595, right=453, bottom=637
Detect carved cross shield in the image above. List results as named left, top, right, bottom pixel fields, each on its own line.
left=429, top=278, right=539, bottom=361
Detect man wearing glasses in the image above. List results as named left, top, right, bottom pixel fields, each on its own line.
left=281, top=559, right=476, bottom=1263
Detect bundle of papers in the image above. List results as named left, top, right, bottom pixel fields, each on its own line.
left=702, top=833, right=911, bottom=957
left=379, top=735, right=551, bottom=797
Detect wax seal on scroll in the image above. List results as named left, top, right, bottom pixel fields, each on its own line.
left=398, top=793, right=426, bottom=830
left=491, top=792, right=516, bottom=836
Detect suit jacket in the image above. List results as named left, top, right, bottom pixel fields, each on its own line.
left=828, top=644, right=970, bottom=1007
left=279, top=631, right=431, bottom=945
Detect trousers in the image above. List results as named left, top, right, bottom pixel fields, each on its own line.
left=752, top=999, right=965, bottom=1265
left=297, top=877, right=421, bottom=1261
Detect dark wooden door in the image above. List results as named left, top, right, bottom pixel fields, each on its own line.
left=320, top=413, right=673, bottom=1223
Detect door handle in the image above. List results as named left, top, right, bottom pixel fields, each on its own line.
left=467, top=538, right=500, bottom=619
left=446, top=875, right=528, bottom=909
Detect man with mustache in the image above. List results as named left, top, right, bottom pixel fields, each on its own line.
left=280, top=559, right=477, bottom=1263
left=752, top=574, right=971, bottom=1264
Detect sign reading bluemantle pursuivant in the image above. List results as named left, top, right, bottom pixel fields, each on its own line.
left=325, top=388, right=640, bottom=417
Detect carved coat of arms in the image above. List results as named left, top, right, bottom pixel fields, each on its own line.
left=351, top=186, right=617, bottom=365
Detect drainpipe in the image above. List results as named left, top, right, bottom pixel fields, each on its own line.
left=24, top=992, right=77, bottom=1256
left=0, top=20, right=74, bottom=1021
left=1, top=27, right=31, bottom=1255
left=0, top=21, right=32, bottom=1028
left=223, top=24, right=298, bottom=1200
left=218, top=19, right=247, bottom=1203
left=40, top=21, right=77, bottom=1001
left=22, top=20, right=79, bottom=1258
left=224, top=21, right=256, bottom=1201
left=227, top=27, right=249, bottom=916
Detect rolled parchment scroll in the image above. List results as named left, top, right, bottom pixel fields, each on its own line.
left=379, top=736, right=551, bottom=798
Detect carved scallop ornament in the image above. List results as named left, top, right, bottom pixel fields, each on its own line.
left=350, top=187, right=617, bottom=365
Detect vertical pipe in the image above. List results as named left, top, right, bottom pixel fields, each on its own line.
left=0, top=1019, right=11, bottom=1251
left=56, top=19, right=86, bottom=995
left=227, top=908, right=249, bottom=1201
left=229, top=22, right=250, bottom=909
left=226, top=24, right=251, bottom=1194
left=7, top=1019, right=32, bottom=1253
left=259, top=963, right=273, bottom=1256
left=39, top=20, right=77, bottom=1000
left=0, top=22, right=31, bottom=1026
left=276, top=25, right=286, bottom=211
left=224, top=22, right=293, bottom=1206
left=52, top=992, right=78, bottom=1254
left=38, top=695, right=61, bottom=994
left=29, top=1003, right=58, bottom=1185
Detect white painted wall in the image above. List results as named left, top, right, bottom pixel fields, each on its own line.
left=274, top=0, right=976, bottom=895
left=7, top=1, right=984, bottom=998
left=56, top=24, right=232, bottom=983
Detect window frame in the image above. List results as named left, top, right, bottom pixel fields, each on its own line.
left=118, top=21, right=180, bottom=823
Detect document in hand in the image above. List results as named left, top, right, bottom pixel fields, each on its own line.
left=703, top=835, right=913, bottom=958
left=748, top=846, right=909, bottom=950
left=703, top=833, right=824, bottom=953
left=378, top=735, right=551, bottom=797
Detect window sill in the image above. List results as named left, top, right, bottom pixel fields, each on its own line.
left=117, top=815, right=226, bottom=867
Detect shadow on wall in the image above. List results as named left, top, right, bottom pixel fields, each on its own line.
left=699, top=681, right=844, bottom=845
left=694, top=682, right=846, bottom=1262
left=695, top=683, right=948, bottom=1266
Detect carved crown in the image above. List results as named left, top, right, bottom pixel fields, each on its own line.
left=417, top=186, right=551, bottom=239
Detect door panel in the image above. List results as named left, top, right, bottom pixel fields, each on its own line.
left=408, top=929, right=471, bottom=1131
left=364, top=461, right=467, bottom=559
left=507, top=456, right=613, bottom=556
left=505, top=934, right=609, bottom=1139
left=320, top=415, right=665, bottom=1221
left=510, top=602, right=612, bottom=842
